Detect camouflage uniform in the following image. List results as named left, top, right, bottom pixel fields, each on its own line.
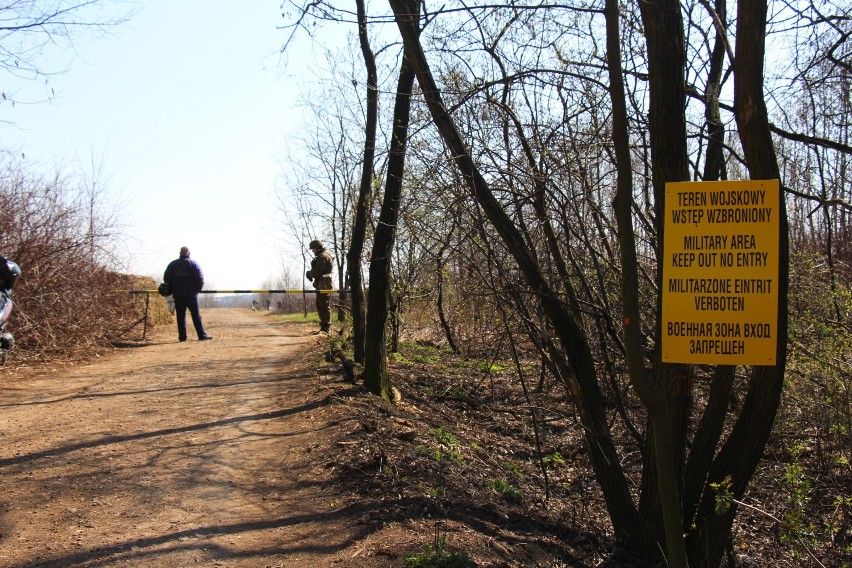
left=306, top=241, right=333, bottom=332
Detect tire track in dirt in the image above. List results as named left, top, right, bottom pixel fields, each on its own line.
left=0, top=308, right=369, bottom=567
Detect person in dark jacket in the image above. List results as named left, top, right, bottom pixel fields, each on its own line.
left=163, top=246, right=212, bottom=342
left=305, top=239, right=333, bottom=333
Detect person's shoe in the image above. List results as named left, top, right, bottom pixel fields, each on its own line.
left=199, top=335, right=213, bottom=341
left=179, top=338, right=187, bottom=342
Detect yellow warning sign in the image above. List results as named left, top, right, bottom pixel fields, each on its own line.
left=662, top=180, right=779, bottom=365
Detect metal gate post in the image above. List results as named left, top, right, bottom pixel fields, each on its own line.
left=143, top=292, right=150, bottom=340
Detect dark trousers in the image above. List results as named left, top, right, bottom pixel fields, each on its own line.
left=174, top=295, right=206, bottom=340
left=316, top=291, right=331, bottom=331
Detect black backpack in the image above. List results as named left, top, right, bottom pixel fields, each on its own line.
left=157, top=282, right=172, bottom=297
left=0, top=257, right=20, bottom=291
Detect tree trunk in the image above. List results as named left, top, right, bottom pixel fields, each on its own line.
left=389, top=294, right=400, bottom=353
left=701, top=0, right=730, bottom=182
left=363, top=0, right=418, bottom=400
left=389, top=0, right=640, bottom=540
left=347, top=0, right=378, bottom=365
left=683, top=1, right=735, bottom=530
left=435, top=247, right=458, bottom=355
left=606, top=1, right=688, bottom=564
left=687, top=2, right=788, bottom=565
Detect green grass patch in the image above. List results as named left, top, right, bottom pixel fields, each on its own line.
left=543, top=451, right=565, bottom=469
left=405, top=540, right=474, bottom=568
left=429, top=427, right=459, bottom=447
left=435, top=448, right=465, bottom=463
left=502, top=460, right=525, bottom=479
left=270, top=311, right=320, bottom=324
left=487, top=478, right=523, bottom=501
left=399, top=342, right=443, bottom=364
left=411, top=353, right=439, bottom=364
left=476, top=361, right=505, bottom=372
left=443, top=386, right=480, bottom=407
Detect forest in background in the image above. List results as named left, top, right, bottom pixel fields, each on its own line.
left=273, top=1, right=851, bottom=566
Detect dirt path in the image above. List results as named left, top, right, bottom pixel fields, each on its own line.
left=0, top=309, right=371, bottom=567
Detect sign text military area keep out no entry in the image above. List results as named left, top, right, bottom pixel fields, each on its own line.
left=662, top=179, right=780, bottom=365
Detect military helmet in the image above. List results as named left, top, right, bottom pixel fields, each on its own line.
left=309, top=239, right=323, bottom=250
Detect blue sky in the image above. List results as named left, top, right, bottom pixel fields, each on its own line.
left=2, top=1, right=329, bottom=290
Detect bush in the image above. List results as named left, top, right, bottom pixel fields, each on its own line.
left=0, top=156, right=148, bottom=362
left=777, top=249, right=852, bottom=561
left=785, top=250, right=851, bottom=467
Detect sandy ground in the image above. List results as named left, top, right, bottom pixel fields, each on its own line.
left=0, top=309, right=372, bottom=568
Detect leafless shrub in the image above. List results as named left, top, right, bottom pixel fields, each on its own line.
left=0, top=156, right=145, bottom=362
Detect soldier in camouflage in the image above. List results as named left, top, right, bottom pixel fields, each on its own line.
left=306, top=239, right=333, bottom=333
